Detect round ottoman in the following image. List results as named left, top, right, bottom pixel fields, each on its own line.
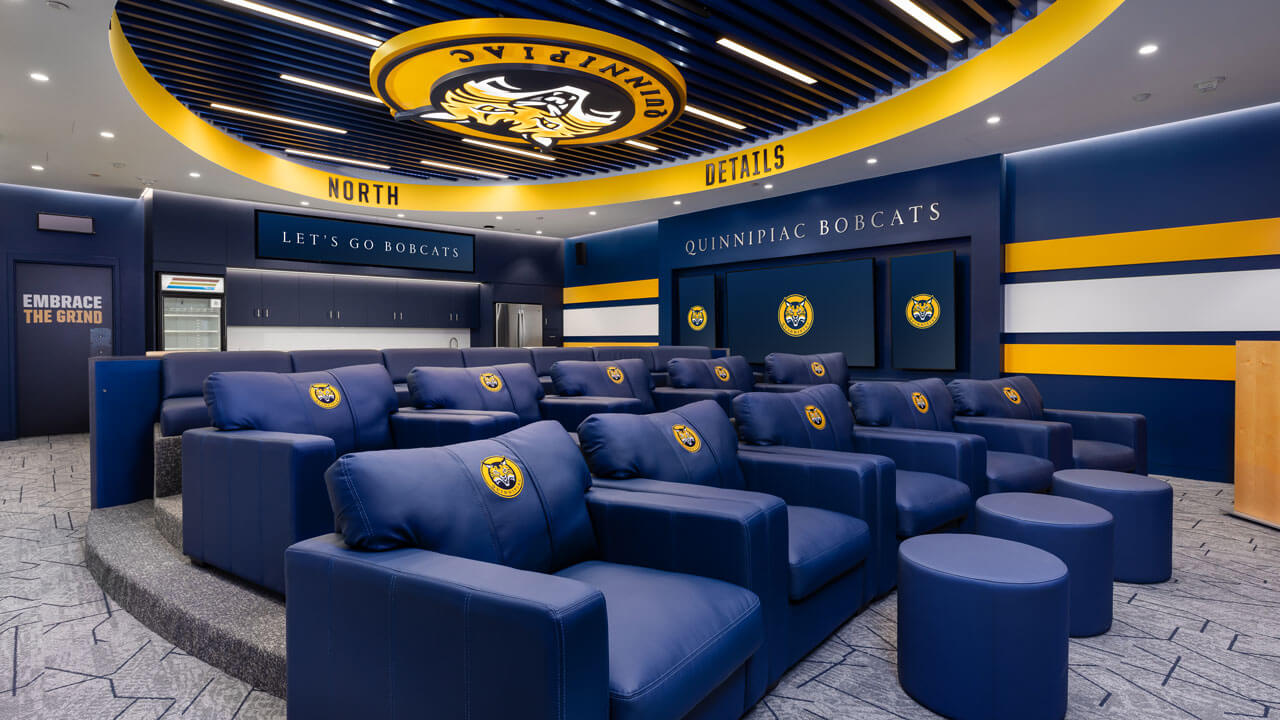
left=898, top=535, right=1069, bottom=720
left=1052, top=469, right=1172, bottom=583
left=976, top=493, right=1115, bottom=636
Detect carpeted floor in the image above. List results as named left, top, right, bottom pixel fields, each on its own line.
left=1, top=434, right=1277, bottom=719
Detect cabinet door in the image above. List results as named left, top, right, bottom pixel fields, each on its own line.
left=224, top=270, right=262, bottom=326
left=331, top=276, right=368, bottom=326
left=365, top=278, right=399, bottom=327
left=453, top=285, right=480, bottom=328
left=397, top=281, right=436, bottom=327
left=259, top=273, right=299, bottom=326
left=297, top=274, right=334, bottom=325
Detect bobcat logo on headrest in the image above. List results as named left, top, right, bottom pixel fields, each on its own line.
left=606, top=365, right=625, bottom=384
left=804, top=404, right=826, bottom=430
left=906, top=293, right=941, bottom=330
left=687, top=305, right=708, bottom=331
left=1002, top=386, right=1022, bottom=405
left=308, top=383, right=341, bottom=409
left=714, top=365, right=731, bottom=382
left=911, top=391, right=930, bottom=413
left=478, top=372, right=504, bottom=392
left=422, top=76, right=621, bottom=150
left=671, top=424, right=702, bottom=453
left=480, top=455, right=524, bottom=498
left=810, top=361, right=826, bottom=377
left=778, top=294, right=814, bottom=337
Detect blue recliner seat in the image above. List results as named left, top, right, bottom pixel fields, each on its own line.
left=651, top=345, right=714, bottom=387
left=759, top=351, right=849, bottom=393
left=380, top=347, right=464, bottom=406
left=530, top=346, right=594, bottom=394
left=290, top=348, right=383, bottom=373
left=462, top=346, right=534, bottom=368
left=579, top=400, right=894, bottom=692
left=183, top=363, right=450, bottom=593
left=735, top=385, right=981, bottom=539
left=545, top=358, right=654, bottom=431
left=593, top=346, right=667, bottom=387
left=949, top=376, right=1148, bottom=474
left=286, top=421, right=766, bottom=720
left=651, top=355, right=755, bottom=415
left=159, top=351, right=293, bottom=436
left=851, top=378, right=1054, bottom=495
left=404, top=362, right=547, bottom=443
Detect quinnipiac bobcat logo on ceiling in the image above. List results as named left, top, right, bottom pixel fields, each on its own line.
left=370, top=18, right=686, bottom=150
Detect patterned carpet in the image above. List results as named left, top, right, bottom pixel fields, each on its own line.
left=1, top=434, right=1277, bottom=719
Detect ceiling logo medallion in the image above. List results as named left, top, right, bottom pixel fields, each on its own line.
left=370, top=19, right=686, bottom=150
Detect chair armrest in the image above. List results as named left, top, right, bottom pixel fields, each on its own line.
left=391, top=409, right=521, bottom=448
left=538, top=396, right=644, bottom=433
left=182, top=428, right=336, bottom=593
left=952, top=416, right=1074, bottom=471
left=852, top=427, right=986, bottom=501
left=286, top=535, right=608, bottom=720
left=751, top=383, right=809, bottom=393
left=651, top=387, right=739, bottom=414
left=736, top=447, right=896, bottom=600
left=1043, top=409, right=1147, bottom=474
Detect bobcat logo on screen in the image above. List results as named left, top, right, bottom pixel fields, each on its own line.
left=906, top=293, right=941, bottom=329
left=778, top=294, right=814, bottom=337
left=671, top=424, right=702, bottom=453
left=478, top=372, right=504, bottom=392
left=606, top=365, right=625, bottom=384
left=911, top=391, right=930, bottom=413
left=1002, top=386, right=1023, bottom=405
left=810, top=361, right=826, bottom=377
left=308, top=383, right=341, bottom=409
left=804, top=404, right=826, bottom=430
left=714, top=365, right=731, bottom=382
left=481, top=456, right=524, bottom=498
left=687, top=305, right=708, bottom=331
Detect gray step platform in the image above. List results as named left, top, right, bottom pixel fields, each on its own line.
left=86, top=500, right=286, bottom=698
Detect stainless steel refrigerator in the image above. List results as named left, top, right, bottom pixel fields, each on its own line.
left=494, top=302, right=543, bottom=347
left=157, top=273, right=225, bottom=352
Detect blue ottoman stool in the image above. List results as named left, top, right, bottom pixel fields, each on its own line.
left=976, top=493, right=1115, bottom=637
left=1052, top=469, right=1172, bottom=583
left=899, top=535, right=1069, bottom=720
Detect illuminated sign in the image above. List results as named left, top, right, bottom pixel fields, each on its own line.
left=255, top=211, right=474, bottom=272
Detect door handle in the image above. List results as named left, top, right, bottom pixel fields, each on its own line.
left=255, top=308, right=260, bottom=318
left=265, top=307, right=269, bottom=319
left=337, top=310, right=341, bottom=321
left=328, top=310, right=333, bottom=320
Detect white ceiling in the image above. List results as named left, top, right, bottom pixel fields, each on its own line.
left=2, top=0, right=1278, bottom=240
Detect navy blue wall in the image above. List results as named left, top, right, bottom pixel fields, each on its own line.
left=1, top=184, right=145, bottom=441
left=564, top=223, right=659, bottom=288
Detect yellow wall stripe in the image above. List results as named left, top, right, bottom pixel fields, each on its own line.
left=1005, top=217, right=1280, bottom=273
left=1003, top=343, right=1236, bottom=382
left=563, top=278, right=659, bottom=305
left=563, top=341, right=659, bottom=347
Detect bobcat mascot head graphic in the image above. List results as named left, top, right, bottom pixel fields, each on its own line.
left=478, top=372, right=503, bottom=392
left=421, top=76, right=621, bottom=149
left=606, top=365, right=625, bottom=384
left=1003, top=386, right=1022, bottom=405
left=911, top=391, right=929, bottom=413
left=308, top=383, right=341, bottom=409
left=687, top=305, right=708, bottom=331
left=480, top=456, right=524, bottom=498
left=906, top=293, right=941, bottom=329
left=778, top=294, right=814, bottom=337
left=804, top=404, right=826, bottom=430
left=671, top=424, right=702, bottom=453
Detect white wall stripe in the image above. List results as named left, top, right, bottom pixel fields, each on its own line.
left=1004, top=268, right=1280, bottom=333
left=563, top=304, right=659, bottom=337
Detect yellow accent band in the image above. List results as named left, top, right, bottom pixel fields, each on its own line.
left=1003, top=343, right=1236, bottom=381
left=563, top=341, right=658, bottom=347
left=563, top=278, right=659, bottom=304
left=109, top=0, right=1122, bottom=212
left=1006, top=217, right=1280, bottom=273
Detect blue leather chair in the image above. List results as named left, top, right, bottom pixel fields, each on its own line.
left=183, top=364, right=449, bottom=594
left=462, top=346, right=534, bottom=367
left=735, top=385, right=980, bottom=538
left=289, top=348, right=383, bottom=373
left=592, top=346, right=662, bottom=386
left=380, top=347, right=464, bottom=406
left=851, top=378, right=1054, bottom=495
left=651, top=355, right=755, bottom=415
left=949, top=376, right=1148, bottom=473
left=545, top=358, right=654, bottom=431
left=579, top=400, right=894, bottom=693
left=651, top=345, right=713, bottom=387
left=287, top=421, right=766, bottom=720
left=159, top=350, right=292, bottom=436
left=530, top=346, right=594, bottom=394
left=759, top=351, right=849, bottom=392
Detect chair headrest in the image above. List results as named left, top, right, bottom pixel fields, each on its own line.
left=666, top=355, right=754, bottom=392
left=290, top=349, right=383, bottom=373
left=764, top=352, right=849, bottom=388
left=849, top=378, right=954, bottom=431
left=578, top=400, right=744, bottom=490
left=734, top=384, right=854, bottom=452
left=948, top=376, right=1044, bottom=420
left=550, top=358, right=655, bottom=412
left=380, top=348, right=464, bottom=382
left=408, top=363, right=544, bottom=425
left=162, top=350, right=292, bottom=399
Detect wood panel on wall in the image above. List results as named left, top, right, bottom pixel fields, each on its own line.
left=1234, top=341, right=1280, bottom=526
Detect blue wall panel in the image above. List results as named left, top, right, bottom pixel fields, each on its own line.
left=563, top=223, right=659, bottom=288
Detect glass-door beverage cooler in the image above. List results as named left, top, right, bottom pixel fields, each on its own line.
left=158, top=273, right=225, bottom=352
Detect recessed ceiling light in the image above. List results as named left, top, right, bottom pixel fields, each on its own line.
left=588, top=210, right=597, bottom=216
left=279, top=74, right=381, bottom=103
left=460, top=138, right=556, bottom=161
left=496, top=215, right=503, bottom=220
left=396, top=213, right=405, bottom=218
left=99, top=130, right=115, bottom=139
left=885, top=0, right=963, bottom=44
left=986, top=114, right=1001, bottom=125
left=285, top=148, right=390, bottom=170
left=300, top=201, right=310, bottom=206
left=716, top=37, right=817, bottom=84
left=28, top=72, right=49, bottom=83
left=220, top=0, right=381, bottom=46
left=188, top=171, right=201, bottom=178
left=673, top=200, right=682, bottom=205
left=31, top=164, right=44, bottom=171
left=1138, top=43, right=1159, bottom=55
left=420, top=159, right=511, bottom=179
left=866, top=157, right=878, bottom=165
left=536, top=230, right=543, bottom=235
left=763, top=183, right=774, bottom=190
left=211, top=103, right=347, bottom=134
left=624, top=139, right=659, bottom=151
left=684, top=105, right=747, bottom=130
